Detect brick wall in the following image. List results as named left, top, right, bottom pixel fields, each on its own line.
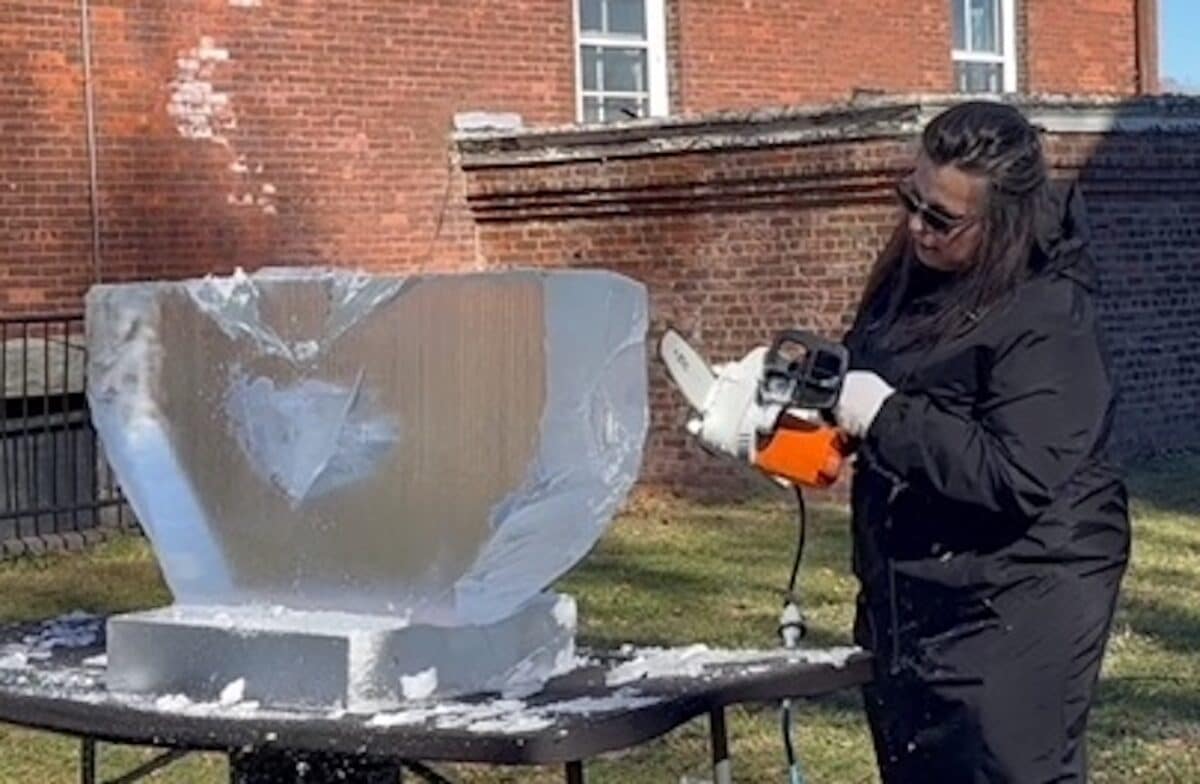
left=1046, top=129, right=1200, bottom=458
left=459, top=98, right=1200, bottom=489
left=670, top=1, right=1146, bottom=111
left=0, top=0, right=92, bottom=314
left=1, top=0, right=578, bottom=315
left=463, top=123, right=909, bottom=491
left=1024, top=0, right=1140, bottom=94
left=1016, top=0, right=1030, bottom=91
left=672, top=0, right=952, bottom=113
left=0, top=1, right=1147, bottom=317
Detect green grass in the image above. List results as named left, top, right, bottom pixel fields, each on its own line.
left=0, top=456, right=1197, bottom=782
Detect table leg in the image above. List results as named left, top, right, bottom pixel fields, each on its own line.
left=565, top=760, right=586, bottom=784
left=80, top=738, right=96, bottom=784
left=229, top=749, right=401, bottom=783
left=709, top=708, right=732, bottom=784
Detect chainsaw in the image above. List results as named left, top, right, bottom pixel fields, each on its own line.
left=659, top=327, right=853, bottom=784
left=659, top=327, right=851, bottom=488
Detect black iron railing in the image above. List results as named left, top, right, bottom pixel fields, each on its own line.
left=0, top=315, right=131, bottom=557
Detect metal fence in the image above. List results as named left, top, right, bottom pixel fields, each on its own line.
left=0, top=315, right=131, bottom=558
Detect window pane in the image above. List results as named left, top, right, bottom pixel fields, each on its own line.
left=603, top=97, right=642, bottom=121
left=582, top=46, right=600, bottom=91
left=576, top=0, right=655, bottom=124
left=602, top=47, right=646, bottom=92
left=583, top=96, right=602, bottom=123
left=609, top=0, right=646, bottom=35
left=992, top=0, right=1004, bottom=53
left=951, top=0, right=966, bottom=50
left=955, top=61, right=1003, bottom=93
left=969, top=0, right=999, bottom=53
left=580, top=0, right=603, bottom=34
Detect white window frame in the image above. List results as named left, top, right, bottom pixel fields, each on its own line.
left=573, top=0, right=669, bottom=123
left=951, top=0, right=1018, bottom=93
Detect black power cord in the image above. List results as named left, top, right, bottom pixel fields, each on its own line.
left=787, top=484, right=807, bottom=599
left=778, top=483, right=809, bottom=783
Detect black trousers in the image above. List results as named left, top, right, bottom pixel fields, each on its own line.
left=859, top=565, right=1125, bottom=783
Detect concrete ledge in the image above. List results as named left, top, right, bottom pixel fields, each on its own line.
left=456, top=94, right=1200, bottom=169
left=1, top=525, right=131, bottom=561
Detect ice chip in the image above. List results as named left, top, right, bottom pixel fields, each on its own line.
left=219, top=677, right=246, bottom=706
left=400, top=667, right=438, bottom=700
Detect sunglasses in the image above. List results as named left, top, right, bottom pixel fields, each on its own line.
left=895, top=180, right=976, bottom=237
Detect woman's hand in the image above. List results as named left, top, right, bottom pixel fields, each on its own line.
left=833, top=370, right=895, bottom=438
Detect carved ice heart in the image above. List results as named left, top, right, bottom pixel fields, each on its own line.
left=224, top=368, right=400, bottom=507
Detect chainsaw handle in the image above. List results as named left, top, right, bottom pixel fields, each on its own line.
left=761, top=330, right=849, bottom=412
left=767, top=329, right=842, bottom=358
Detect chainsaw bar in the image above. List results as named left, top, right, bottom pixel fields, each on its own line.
left=658, top=328, right=716, bottom=412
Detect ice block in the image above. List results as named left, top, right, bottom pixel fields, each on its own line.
left=86, top=267, right=648, bottom=709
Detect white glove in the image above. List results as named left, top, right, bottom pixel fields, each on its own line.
left=686, top=346, right=780, bottom=459
left=833, top=370, right=895, bottom=438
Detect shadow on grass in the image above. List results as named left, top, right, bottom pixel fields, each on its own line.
left=1091, top=676, right=1200, bottom=739
left=566, top=555, right=735, bottom=598
left=1114, top=592, right=1200, bottom=658
left=1125, top=454, right=1200, bottom=519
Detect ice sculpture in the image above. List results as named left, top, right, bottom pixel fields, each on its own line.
left=86, top=267, right=649, bottom=711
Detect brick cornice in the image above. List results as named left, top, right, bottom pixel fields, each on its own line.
left=458, top=94, right=1200, bottom=221
left=456, top=94, right=1200, bottom=170
left=467, top=169, right=900, bottom=222
left=457, top=101, right=925, bottom=169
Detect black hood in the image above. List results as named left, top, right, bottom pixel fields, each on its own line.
left=1032, top=179, right=1098, bottom=291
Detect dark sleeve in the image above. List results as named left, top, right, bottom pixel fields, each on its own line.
left=863, top=282, right=1113, bottom=519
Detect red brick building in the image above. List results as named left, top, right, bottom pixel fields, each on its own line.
left=1, top=0, right=1160, bottom=311
left=458, top=94, right=1200, bottom=486
left=4, top=0, right=1195, bottom=488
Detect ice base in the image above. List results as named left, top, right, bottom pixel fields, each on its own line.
left=106, top=593, right=577, bottom=713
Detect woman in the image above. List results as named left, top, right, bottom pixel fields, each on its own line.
left=831, top=101, right=1131, bottom=782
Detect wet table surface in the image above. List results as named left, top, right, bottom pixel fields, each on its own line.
left=0, top=613, right=872, bottom=765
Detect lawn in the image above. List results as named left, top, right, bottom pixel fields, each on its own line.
left=0, top=456, right=1196, bottom=782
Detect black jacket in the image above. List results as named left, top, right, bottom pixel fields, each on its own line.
left=843, top=184, right=1131, bottom=783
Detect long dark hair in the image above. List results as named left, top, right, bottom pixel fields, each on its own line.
left=859, top=101, right=1052, bottom=346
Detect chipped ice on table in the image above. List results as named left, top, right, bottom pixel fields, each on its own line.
left=85, top=267, right=650, bottom=710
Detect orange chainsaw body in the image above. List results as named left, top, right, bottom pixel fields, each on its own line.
left=753, top=415, right=848, bottom=488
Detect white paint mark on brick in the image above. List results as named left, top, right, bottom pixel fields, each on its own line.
left=169, top=34, right=279, bottom=217
left=168, top=36, right=236, bottom=143
left=229, top=0, right=263, bottom=7
left=196, top=37, right=230, bottom=62
left=254, top=182, right=278, bottom=214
